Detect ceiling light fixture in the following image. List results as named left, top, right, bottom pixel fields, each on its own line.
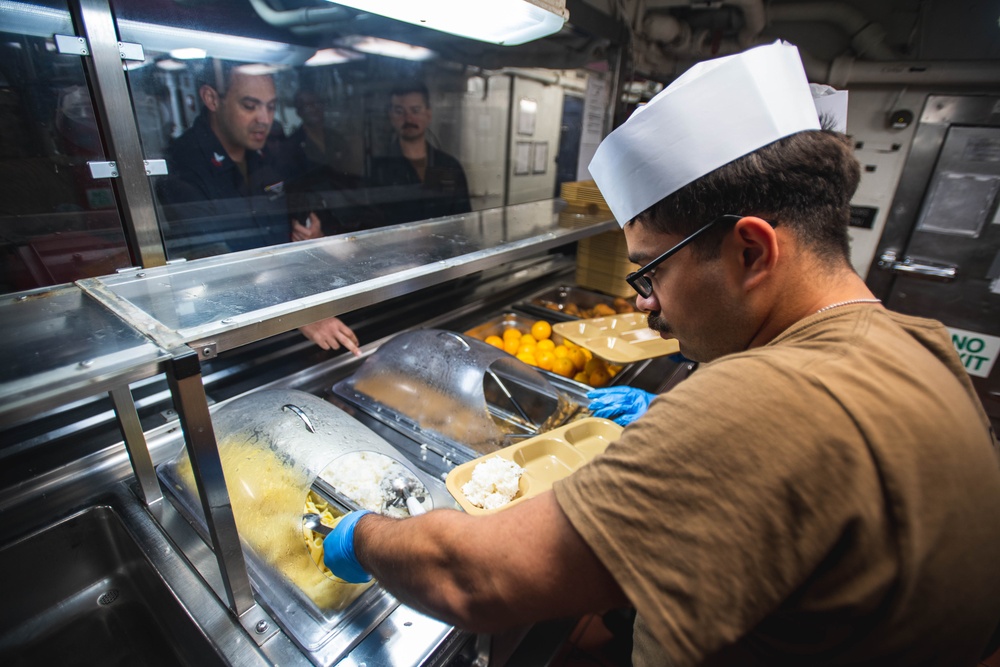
left=324, top=0, right=568, bottom=46
left=305, top=48, right=363, bottom=66
left=169, top=47, right=207, bottom=60
left=339, top=36, right=435, bottom=61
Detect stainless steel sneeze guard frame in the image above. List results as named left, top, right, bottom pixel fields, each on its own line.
left=79, top=201, right=615, bottom=355
left=0, top=201, right=614, bottom=665
left=0, top=284, right=169, bottom=426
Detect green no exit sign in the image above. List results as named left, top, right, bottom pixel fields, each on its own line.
left=948, top=326, right=1000, bottom=378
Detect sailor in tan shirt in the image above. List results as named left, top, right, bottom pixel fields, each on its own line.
left=322, top=42, right=1000, bottom=665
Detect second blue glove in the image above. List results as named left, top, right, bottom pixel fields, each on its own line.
left=587, top=386, right=656, bottom=426
left=322, top=510, right=373, bottom=584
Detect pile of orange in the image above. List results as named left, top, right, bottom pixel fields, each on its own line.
left=483, top=320, right=621, bottom=387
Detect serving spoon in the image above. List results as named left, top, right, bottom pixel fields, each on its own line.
left=389, top=477, right=427, bottom=516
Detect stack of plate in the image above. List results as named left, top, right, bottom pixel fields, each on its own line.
left=575, top=230, right=639, bottom=297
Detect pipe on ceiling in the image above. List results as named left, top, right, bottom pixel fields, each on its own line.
left=827, top=56, right=1000, bottom=88
left=247, top=0, right=348, bottom=29
left=640, top=0, right=767, bottom=60
left=766, top=2, right=897, bottom=60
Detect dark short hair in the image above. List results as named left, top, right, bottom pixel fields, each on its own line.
left=635, top=130, right=861, bottom=265
left=389, top=81, right=430, bottom=108
left=192, top=59, right=239, bottom=95
left=193, top=60, right=275, bottom=97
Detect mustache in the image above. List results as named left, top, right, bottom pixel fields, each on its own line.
left=647, top=311, right=671, bottom=334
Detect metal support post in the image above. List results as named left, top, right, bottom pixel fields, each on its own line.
left=109, top=384, right=162, bottom=507
left=164, top=348, right=256, bottom=616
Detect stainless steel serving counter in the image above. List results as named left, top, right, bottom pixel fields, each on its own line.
left=0, top=200, right=617, bottom=667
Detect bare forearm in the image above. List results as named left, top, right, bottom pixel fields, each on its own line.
left=353, top=509, right=515, bottom=631
left=350, top=493, right=628, bottom=633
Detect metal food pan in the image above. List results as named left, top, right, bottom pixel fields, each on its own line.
left=463, top=311, right=554, bottom=341
left=332, top=329, right=592, bottom=466
left=463, top=312, right=630, bottom=388
left=516, top=285, right=638, bottom=322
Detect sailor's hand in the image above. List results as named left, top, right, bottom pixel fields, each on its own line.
left=322, top=510, right=373, bottom=584
left=291, top=212, right=324, bottom=241
left=299, top=317, right=360, bottom=355
left=587, top=386, right=656, bottom=426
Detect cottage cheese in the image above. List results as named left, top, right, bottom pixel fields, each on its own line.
left=462, top=456, right=525, bottom=510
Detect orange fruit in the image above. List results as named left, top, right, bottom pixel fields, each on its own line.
left=516, top=351, right=537, bottom=366
left=568, top=349, right=588, bottom=372
left=517, top=342, right=537, bottom=356
left=536, top=350, right=555, bottom=371
left=485, top=335, right=504, bottom=349
left=504, top=338, right=520, bottom=355
left=584, top=358, right=607, bottom=375
left=530, top=320, right=552, bottom=341
left=520, top=334, right=537, bottom=347
left=536, top=339, right=555, bottom=352
left=562, top=339, right=578, bottom=350
left=552, top=345, right=569, bottom=359
left=552, top=357, right=575, bottom=378
left=573, top=371, right=589, bottom=383
left=589, top=369, right=611, bottom=387
left=502, top=328, right=522, bottom=342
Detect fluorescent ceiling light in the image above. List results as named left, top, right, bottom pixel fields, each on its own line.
left=339, top=36, right=435, bottom=61
left=305, top=48, right=362, bottom=67
left=169, top=47, right=207, bottom=60
left=116, top=19, right=315, bottom=65
left=156, top=59, right=188, bottom=71
left=324, top=0, right=568, bottom=46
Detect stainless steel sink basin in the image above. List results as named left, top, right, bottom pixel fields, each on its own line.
left=0, top=505, right=224, bottom=666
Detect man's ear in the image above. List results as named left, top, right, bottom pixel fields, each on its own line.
left=200, top=84, right=221, bottom=112
left=732, top=216, right=778, bottom=290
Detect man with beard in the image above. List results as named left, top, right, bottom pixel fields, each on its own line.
left=157, top=61, right=359, bottom=355
left=368, top=81, right=471, bottom=225
left=319, top=42, right=1000, bottom=666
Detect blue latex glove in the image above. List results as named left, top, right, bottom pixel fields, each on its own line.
left=322, top=510, right=373, bottom=584
left=587, top=387, right=656, bottom=426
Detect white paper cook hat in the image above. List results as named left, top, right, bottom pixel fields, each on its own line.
left=588, top=41, right=821, bottom=227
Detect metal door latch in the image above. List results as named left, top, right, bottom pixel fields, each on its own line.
left=878, top=251, right=957, bottom=281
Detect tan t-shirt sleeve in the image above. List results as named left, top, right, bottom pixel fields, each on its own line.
left=554, top=353, right=887, bottom=666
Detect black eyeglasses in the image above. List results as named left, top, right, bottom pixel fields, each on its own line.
left=626, top=214, right=744, bottom=298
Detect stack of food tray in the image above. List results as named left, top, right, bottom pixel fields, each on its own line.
left=560, top=179, right=611, bottom=214
left=575, top=229, right=640, bottom=298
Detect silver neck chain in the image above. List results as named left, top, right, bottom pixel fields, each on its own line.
left=815, top=298, right=882, bottom=314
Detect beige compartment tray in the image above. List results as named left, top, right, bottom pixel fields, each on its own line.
left=552, top=312, right=680, bottom=363
left=445, top=418, right=623, bottom=515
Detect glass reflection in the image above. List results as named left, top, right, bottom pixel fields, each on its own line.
left=0, top=0, right=131, bottom=294
left=1, top=0, right=601, bottom=287
left=113, top=0, right=569, bottom=262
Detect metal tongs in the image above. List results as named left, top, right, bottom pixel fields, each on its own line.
left=486, top=369, right=538, bottom=430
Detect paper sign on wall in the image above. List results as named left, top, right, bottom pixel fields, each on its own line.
left=948, top=326, right=1000, bottom=378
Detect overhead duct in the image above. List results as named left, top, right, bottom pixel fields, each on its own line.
left=640, top=0, right=766, bottom=60
left=827, top=56, right=1000, bottom=88
left=766, top=2, right=898, bottom=60
left=637, top=0, right=902, bottom=69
